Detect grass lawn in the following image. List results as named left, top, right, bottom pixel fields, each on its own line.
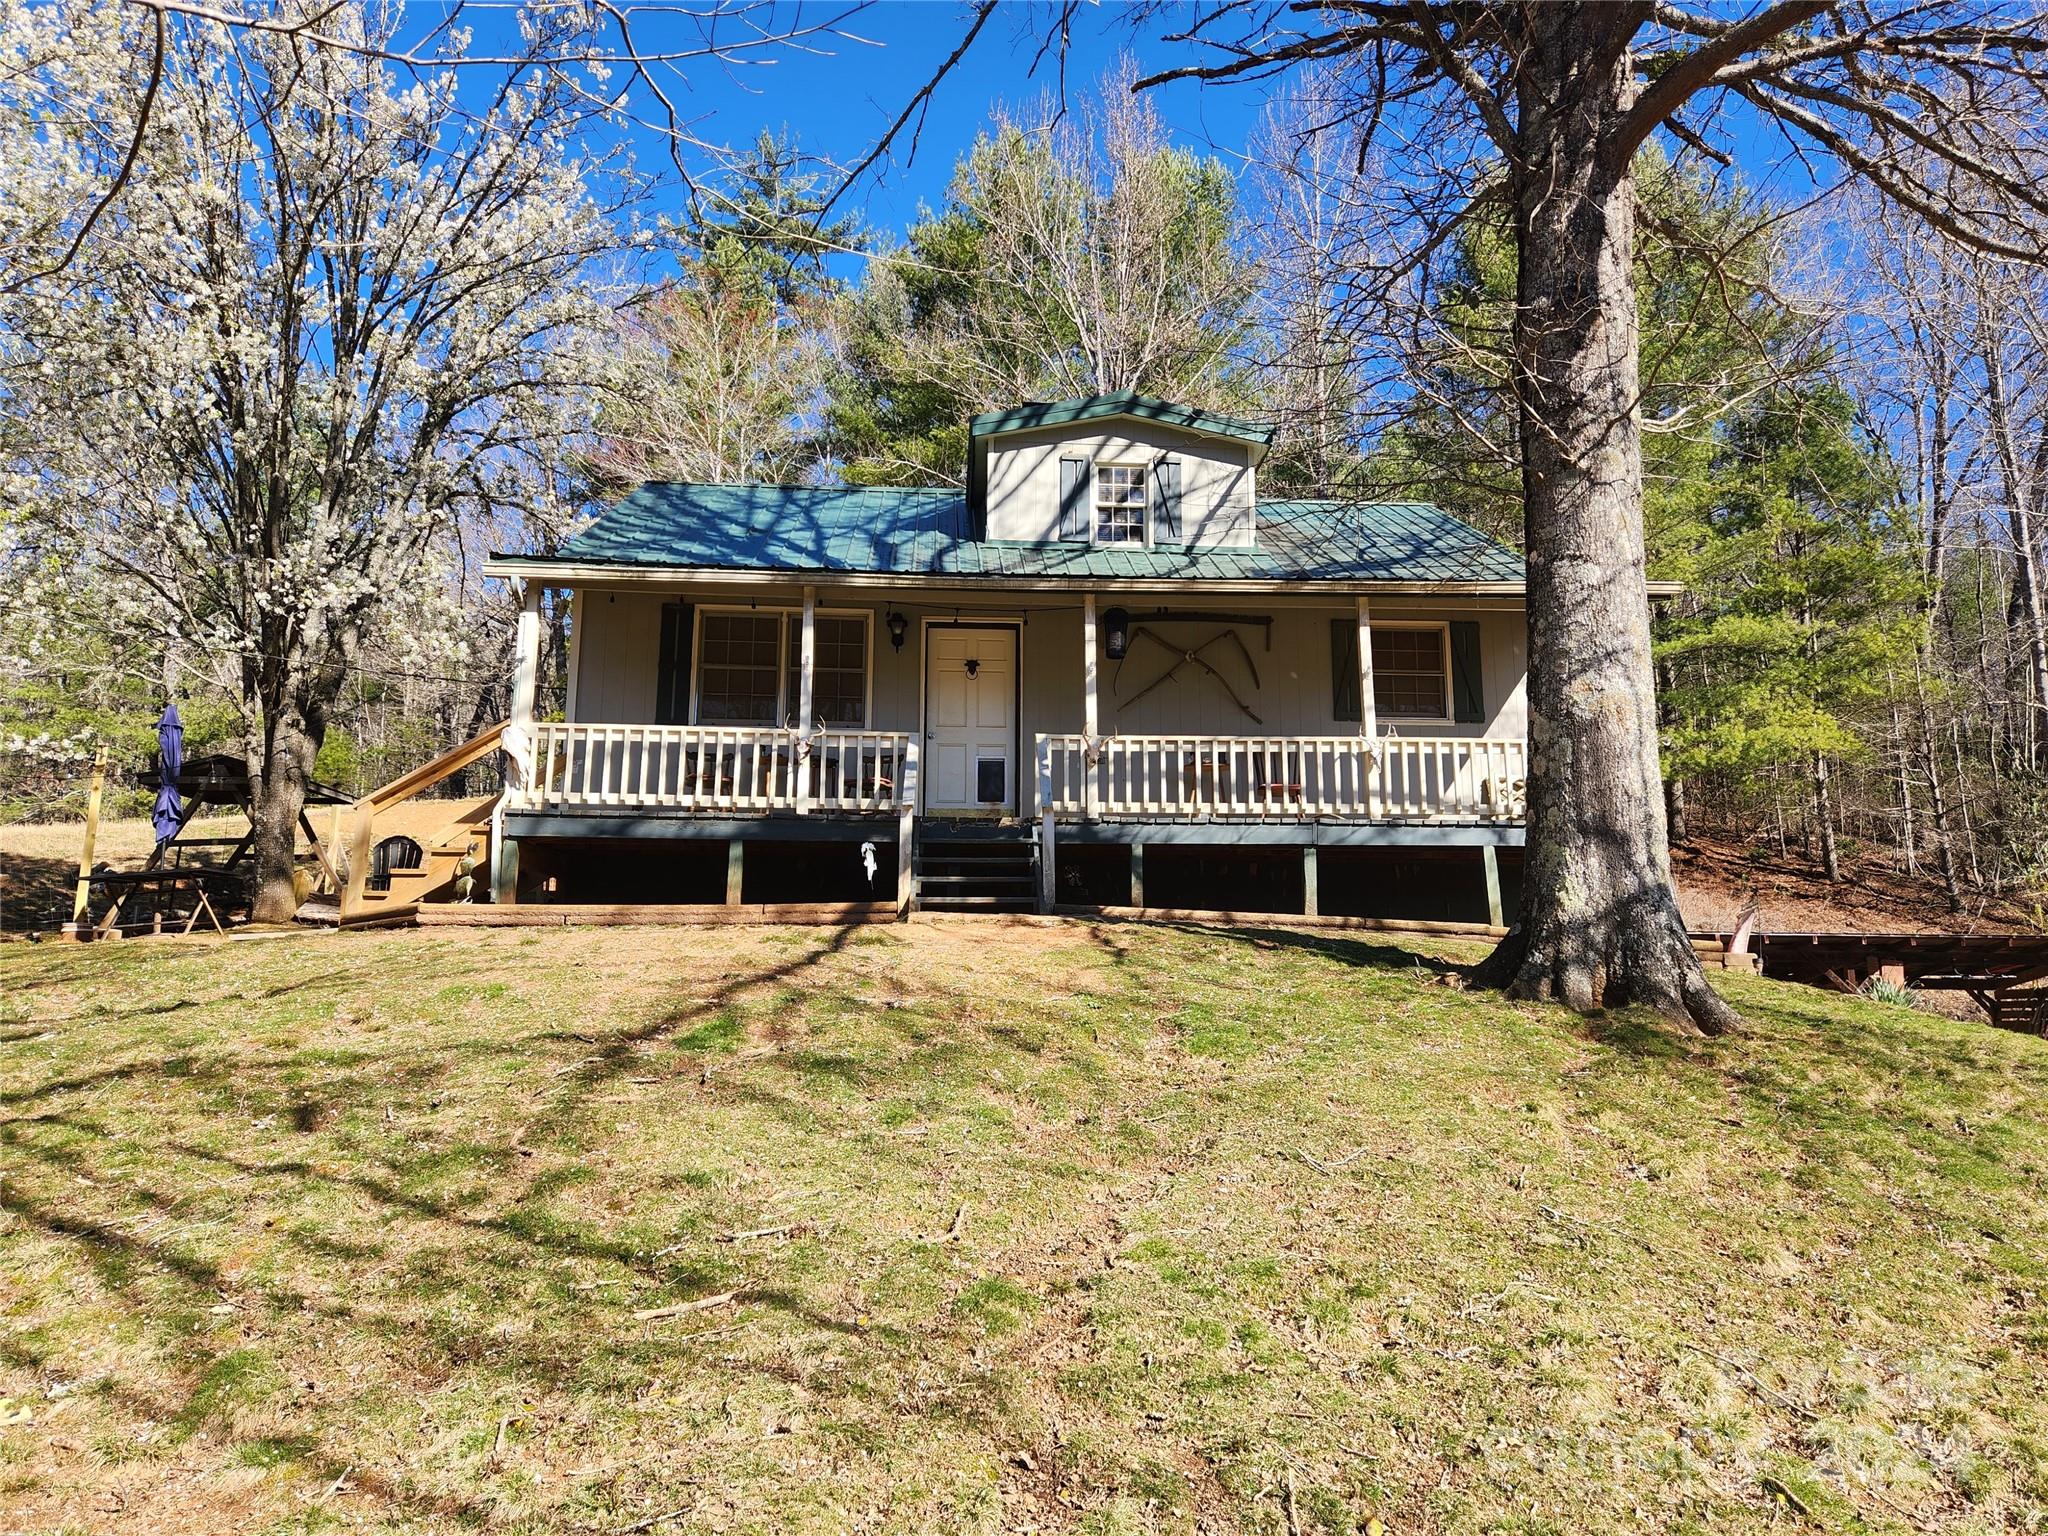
left=1, top=920, right=2044, bottom=1534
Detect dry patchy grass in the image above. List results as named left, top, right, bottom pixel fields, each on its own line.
left=0, top=919, right=2044, bottom=1534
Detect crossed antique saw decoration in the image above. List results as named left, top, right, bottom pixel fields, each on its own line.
left=1114, top=623, right=1265, bottom=723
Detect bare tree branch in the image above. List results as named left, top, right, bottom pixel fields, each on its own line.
left=815, top=0, right=998, bottom=219
left=1608, top=0, right=1828, bottom=166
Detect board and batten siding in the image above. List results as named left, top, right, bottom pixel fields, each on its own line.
left=984, top=421, right=1256, bottom=546
left=567, top=589, right=668, bottom=723
left=565, top=588, right=1525, bottom=751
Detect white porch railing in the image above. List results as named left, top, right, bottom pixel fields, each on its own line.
left=514, top=722, right=915, bottom=814
left=1037, top=733, right=1527, bottom=823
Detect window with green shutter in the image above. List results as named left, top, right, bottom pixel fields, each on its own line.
left=1330, top=618, right=1360, bottom=722
left=656, top=602, right=693, bottom=724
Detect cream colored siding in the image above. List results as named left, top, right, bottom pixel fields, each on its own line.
left=568, top=586, right=1525, bottom=747
left=983, top=421, right=1255, bottom=546
left=1081, top=604, right=1524, bottom=740
left=569, top=590, right=665, bottom=723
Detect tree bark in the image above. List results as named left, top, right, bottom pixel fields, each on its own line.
left=245, top=707, right=320, bottom=924
left=1473, top=9, right=1739, bottom=1035
left=1656, top=659, right=1688, bottom=845
left=1918, top=704, right=1965, bottom=911
left=1981, top=320, right=2048, bottom=772
left=1813, top=752, right=1841, bottom=882
left=1888, top=696, right=1916, bottom=875
left=1664, top=772, right=1689, bottom=848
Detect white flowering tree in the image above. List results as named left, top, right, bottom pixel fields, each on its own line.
left=2, top=0, right=629, bottom=920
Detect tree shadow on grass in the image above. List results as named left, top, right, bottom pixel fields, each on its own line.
left=1578, top=1008, right=1706, bottom=1062
left=0, top=922, right=1087, bottom=1525
left=531, top=923, right=863, bottom=1091
left=1141, top=918, right=1466, bottom=982
left=0, top=850, right=82, bottom=933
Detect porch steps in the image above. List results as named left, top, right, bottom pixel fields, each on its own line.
left=912, top=829, right=1038, bottom=914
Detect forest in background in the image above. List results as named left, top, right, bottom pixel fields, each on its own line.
left=3, top=23, right=2045, bottom=920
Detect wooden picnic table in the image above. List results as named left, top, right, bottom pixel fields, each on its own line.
left=90, top=868, right=234, bottom=935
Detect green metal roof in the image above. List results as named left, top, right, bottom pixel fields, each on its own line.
left=967, top=392, right=1275, bottom=448
left=540, top=483, right=1525, bottom=585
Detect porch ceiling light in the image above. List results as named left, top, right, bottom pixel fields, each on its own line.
left=886, top=611, right=908, bottom=651
left=1103, top=606, right=1130, bottom=660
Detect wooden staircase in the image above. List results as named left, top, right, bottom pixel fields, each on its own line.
left=298, top=724, right=505, bottom=929
left=912, top=825, right=1039, bottom=914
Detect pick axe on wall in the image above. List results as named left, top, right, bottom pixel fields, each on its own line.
left=1114, top=625, right=1265, bottom=723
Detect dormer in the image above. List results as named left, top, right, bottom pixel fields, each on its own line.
left=965, top=392, right=1273, bottom=548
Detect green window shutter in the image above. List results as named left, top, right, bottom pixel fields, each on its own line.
left=656, top=602, right=693, bottom=724
left=1058, top=456, right=1089, bottom=540
left=1329, top=618, right=1360, bottom=723
left=1153, top=459, right=1182, bottom=542
left=1449, top=620, right=1485, bottom=723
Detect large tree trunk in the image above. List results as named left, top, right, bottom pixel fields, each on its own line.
left=245, top=709, right=320, bottom=924
left=1473, top=10, right=1738, bottom=1035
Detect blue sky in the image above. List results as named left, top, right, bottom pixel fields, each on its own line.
left=577, top=2, right=1831, bottom=252
left=427, top=1, right=1840, bottom=260
left=591, top=3, right=1273, bottom=241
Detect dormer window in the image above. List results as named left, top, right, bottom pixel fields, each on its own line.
left=1095, top=464, right=1147, bottom=545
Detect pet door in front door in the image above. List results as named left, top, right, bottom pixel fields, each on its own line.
left=924, top=626, right=1017, bottom=812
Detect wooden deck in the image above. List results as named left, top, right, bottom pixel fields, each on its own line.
left=1693, top=929, right=2048, bottom=1033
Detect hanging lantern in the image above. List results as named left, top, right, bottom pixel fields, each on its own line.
left=1103, top=606, right=1130, bottom=660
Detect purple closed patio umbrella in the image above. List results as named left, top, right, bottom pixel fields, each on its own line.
left=151, top=702, right=184, bottom=845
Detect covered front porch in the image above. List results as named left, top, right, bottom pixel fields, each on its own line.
left=493, top=575, right=1530, bottom=914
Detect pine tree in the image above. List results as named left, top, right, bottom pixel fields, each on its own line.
left=1657, top=384, right=1924, bottom=878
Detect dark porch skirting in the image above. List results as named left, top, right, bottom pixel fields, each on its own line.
left=499, top=809, right=1520, bottom=926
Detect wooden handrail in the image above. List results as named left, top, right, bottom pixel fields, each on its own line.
left=1037, top=731, right=1527, bottom=824
left=513, top=722, right=914, bottom=814
left=338, top=721, right=508, bottom=920
left=361, top=721, right=507, bottom=811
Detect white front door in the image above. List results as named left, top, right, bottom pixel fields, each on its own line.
left=925, top=625, right=1018, bottom=812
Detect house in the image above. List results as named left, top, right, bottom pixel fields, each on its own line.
left=471, top=391, right=1550, bottom=925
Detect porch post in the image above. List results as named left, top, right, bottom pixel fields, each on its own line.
left=1355, top=595, right=1377, bottom=742
left=1036, top=734, right=1057, bottom=912
left=1302, top=843, right=1319, bottom=917
left=500, top=578, right=543, bottom=814
left=494, top=580, right=542, bottom=905
left=563, top=588, right=585, bottom=721
left=726, top=839, right=745, bottom=906
left=508, top=580, right=541, bottom=771
left=796, top=584, right=817, bottom=813
left=1129, top=842, right=1145, bottom=909
left=1082, top=593, right=1100, bottom=821
left=1481, top=843, right=1504, bottom=929
left=897, top=738, right=918, bottom=918
left=1356, top=595, right=1378, bottom=817
left=488, top=790, right=515, bottom=904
